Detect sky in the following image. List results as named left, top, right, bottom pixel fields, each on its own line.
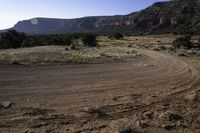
left=0, top=0, right=166, bottom=30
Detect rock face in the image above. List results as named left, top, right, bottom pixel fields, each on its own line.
left=3, top=0, right=200, bottom=34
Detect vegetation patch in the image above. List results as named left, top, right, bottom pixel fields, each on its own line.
left=108, top=32, right=124, bottom=40
left=0, top=30, right=26, bottom=49
left=82, top=33, right=98, bottom=47
left=172, top=35, right=193, bottom=49
left=0, top=45, right=140, bottom=65
left=185, top=91, right=199, bottom=101
left=70, top=51, right=101, bottom=59
left=0, top=30, right=98, bottom=50
left=109, top=119, right=138, bottom=133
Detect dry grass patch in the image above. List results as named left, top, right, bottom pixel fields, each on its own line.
left=109, top=119, right=139, bottom=133
left=185, top=91, right=199, bottom=101
left=83, top=104, right=107, bottom=118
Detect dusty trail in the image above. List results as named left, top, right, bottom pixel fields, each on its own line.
left=0, top=49, right=199, bottom=132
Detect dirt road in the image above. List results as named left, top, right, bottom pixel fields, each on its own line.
left=0, top=50, right=200, bottom=133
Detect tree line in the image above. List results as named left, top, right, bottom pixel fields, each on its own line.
left=0, top=30, right=99, bottom=49
left=0, top=30, right=124, bottom=49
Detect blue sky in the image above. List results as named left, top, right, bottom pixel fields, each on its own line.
left=0, top=0, right=167, bottom=29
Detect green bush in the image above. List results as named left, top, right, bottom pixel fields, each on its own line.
left=82, top=33, right=98, bottom=47
left=21, top=38, right=36, bottom=48
left=109, top=32, right=123, bottom=40
left=48, top=34, right=72, bottom=46
left=0, top=31, right=98, bottom=49
left=172, top=35, right=193, bottom=49
left=0, top=30, right=26, bottom=49
left=28, top=34, right=72, bottom=46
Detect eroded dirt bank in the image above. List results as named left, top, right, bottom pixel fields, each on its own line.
left=0, top=50, right=200, bottom=133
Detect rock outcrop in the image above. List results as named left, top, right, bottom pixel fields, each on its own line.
left=2, top=0, right=200, bottom=34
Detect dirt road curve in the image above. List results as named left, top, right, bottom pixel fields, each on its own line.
left=0, top=50, right=200, bottom=133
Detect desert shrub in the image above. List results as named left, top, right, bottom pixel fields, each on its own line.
left=49, top=34, right=72, bottom=46
left=65, top=36, right=72, bottom=46
left=0, top=30, right=26, bottom=49
left=65, top=47, right=69, bottom=51
left=21, top=38, right=37, bottom=47
left=172, top=35, right=193, bottom=49
left=127, top=44, right=132, bottom=48
left=197, top=37, right=200, bottom=48
left=84, top=105, right=105, bottom=117
left=174, top=25, right=195, bottom=35
left=28, top=34, right=72, bottom=46
left=185, top=91, right=199, bottom=101
left=0, top=32, right=70, bottom=49
left=109, top=119, right=137, bottom=133
left=82, top=33, right=98, bottom=47
left=71, top=33, right=84, bottom=39
left=109, top=32, right=123, bottom=40
left=0, top=31, right=98, bottom=49
left=159, top=45, right=167, bottom=50
left=168, top=46, right=175, bottom=51
left=69, top=39, right=81, bottom=50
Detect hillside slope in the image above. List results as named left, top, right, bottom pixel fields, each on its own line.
left=2, top=0, right=200, bottom=34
